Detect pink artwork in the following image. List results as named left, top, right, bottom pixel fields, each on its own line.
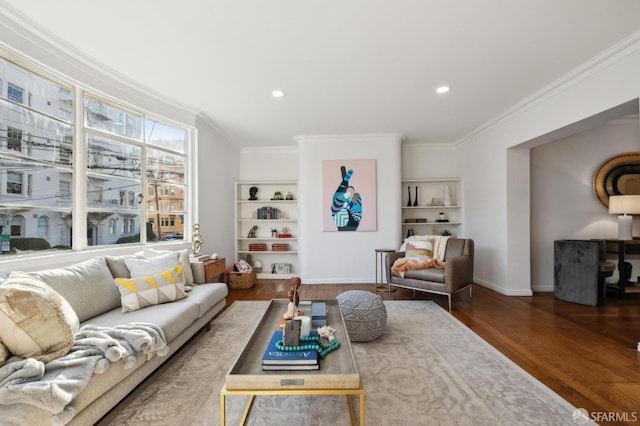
left=322, top=159, right=377, bottom=232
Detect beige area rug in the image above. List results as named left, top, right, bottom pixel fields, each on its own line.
left=98, top=300, right=586, bottom=426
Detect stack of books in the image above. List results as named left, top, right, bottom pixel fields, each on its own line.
left=271, top=243, right=289, bottom=251
left=261, top=330, right=319, bottom=371
left=190, top=253, right=211, bottom=262
left=311, top=302, right=327, bottom=327
left=248, top=243, right=267, bottom=251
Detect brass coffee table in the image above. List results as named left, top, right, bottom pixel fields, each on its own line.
left=220, top=299, right=364, bottom=425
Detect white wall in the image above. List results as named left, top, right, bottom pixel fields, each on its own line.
left=457, top=32, right=640, bottom=295
left=530, top=118, right=640, bottom=291
left=194, top=116, right=239, bottom=262
left=293, top=134, right=402, bottom=283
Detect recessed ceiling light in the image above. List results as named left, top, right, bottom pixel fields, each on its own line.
left=435, top=85, right=450, bottom=94
left=272, top=90, right=286, bottom=97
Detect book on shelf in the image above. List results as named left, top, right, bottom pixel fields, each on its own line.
left=261, top=330, right=319, bottom=367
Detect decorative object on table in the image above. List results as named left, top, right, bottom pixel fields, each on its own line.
left=413, top=186, right=418, bottom=206
left=253, top=259, right=263, bottom=273
left=271, top=228, right=278, bottom=237
left=191, top=223, right=203, bottom=255
left=247, top=226, right=258, bottom=238
left=443, top=185, right=452, bottom=206
left=432, top=226, right=439, bottom=235
left=430, top=197, right=443, bottom=206
left=406, top=228, right=414, bottom=238
left=337, top=290, right=386, bottom=342
left=608, top=195, right=640, bottom=240
left=249, top=186, right=258, bottom=200
left=283, top=277, right=302, bottom=320
left=272, top=191, right=283, bottom=200
left=407, top=186, right=412, bottom=207
left=441, top=230, right=452, bottom=236
left=322, top=159, right=377, bottom=232
left=283, top=318, right=301, bottom=346
left=294, top=315, right=311, bottom=337
left=285, top=192, right=294, bottom=200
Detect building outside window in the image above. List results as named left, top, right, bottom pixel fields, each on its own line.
left=0, top=54, right=192, bottom=256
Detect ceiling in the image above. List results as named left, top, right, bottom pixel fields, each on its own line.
left=2, top=0, right=640, bottom=148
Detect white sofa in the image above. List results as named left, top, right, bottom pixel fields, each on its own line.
left=0, top=249, right=228, bottom=425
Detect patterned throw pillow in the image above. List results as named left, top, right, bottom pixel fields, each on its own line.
left=114, top=265, right=187, bottom=312
left=0, top=273, right=79, bottom=363
left=405, top=240, right=433, bottom=260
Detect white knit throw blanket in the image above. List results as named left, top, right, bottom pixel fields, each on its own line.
left=0, top=322, right=168, bottom=425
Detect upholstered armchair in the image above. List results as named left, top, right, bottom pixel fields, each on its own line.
left=385, top=238, right=474, bottom=312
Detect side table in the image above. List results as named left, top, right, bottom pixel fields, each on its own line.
left=204, top=257, right=226, bottom=283
left=375, top=249, right=396, bottom=292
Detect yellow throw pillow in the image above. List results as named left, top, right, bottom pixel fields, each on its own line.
left=114, top=265, right=187, bottom=312
left=406, top=240, right=433, bottom=260
left=0, top=273, right=79, bottom=363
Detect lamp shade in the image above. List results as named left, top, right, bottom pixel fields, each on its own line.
left=608, top=195, right=640, bottom=214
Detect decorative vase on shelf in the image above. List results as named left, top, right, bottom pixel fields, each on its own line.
left=443, top=186, right=452, bottom=206
left=413, top=186, right=418, bottom=206
left=407, top=186, right=412, bottom=207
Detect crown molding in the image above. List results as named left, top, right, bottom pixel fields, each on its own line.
left=456, top=29, right=640, bottom=147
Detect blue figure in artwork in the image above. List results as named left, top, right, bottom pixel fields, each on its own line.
left=331, top=165, right=362, bottom=231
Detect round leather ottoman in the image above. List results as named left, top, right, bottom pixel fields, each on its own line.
left=337, top=290, right=387, bottom=342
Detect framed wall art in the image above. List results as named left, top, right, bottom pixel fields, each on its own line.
left=322, top=159, right=377, bottom=232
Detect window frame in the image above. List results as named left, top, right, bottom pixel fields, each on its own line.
left=0, top=51, right=197, bottom=262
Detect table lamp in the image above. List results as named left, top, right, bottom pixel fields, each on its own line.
left=608, top=195, right=640, bottom=240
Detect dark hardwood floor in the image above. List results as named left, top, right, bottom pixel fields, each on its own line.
left=224, top=280, right=640, bottom=425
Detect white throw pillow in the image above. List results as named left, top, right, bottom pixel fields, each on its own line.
left=144, top=248, right=194, bottom=285
left=0, top=273, right=79, bottom=362
left=124, top=251, right=181, bottom=278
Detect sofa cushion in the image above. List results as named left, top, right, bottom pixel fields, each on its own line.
left=172, top=283, right=228, bottom=317
left=144, top=248, right=194, bottom=285
left=87, top=301, right=200, bottom=342
left=0, top=273, right=79, bottom=362
left=403, top=267, right=445, bottom=283
left=124, top=251, right=181, bottom=277
left=114, top=265, right=187, bottom=312
left=25, top=257, right=121, bottom=322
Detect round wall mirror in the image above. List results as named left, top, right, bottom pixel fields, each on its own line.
left=593, top=152, right=640, bottom=207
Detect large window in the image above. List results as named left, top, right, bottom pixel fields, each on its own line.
left=0, top=56, right=192, bottom=256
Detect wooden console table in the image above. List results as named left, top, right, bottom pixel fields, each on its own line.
left=604, top=239, right=640, bottom=298
left=204, top=257, right=226, bottom=282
